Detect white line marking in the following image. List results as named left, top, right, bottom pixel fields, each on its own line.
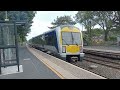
left=23, top=58, right=31, bottom=61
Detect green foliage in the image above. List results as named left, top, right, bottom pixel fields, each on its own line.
left=75, top=11, right=96, bottom=29
left=0, top=11, right=36, bottom=43
left=75, top=11, right=120, bottom=43
left=92, top=28, right=104, bottom=36
left=109, top=36, right=117, bottom=41
left=75, top=11, right=96, bottom=45
left=50, top=15, right=76, bottom=28
left=113, top=11, right=120, bottom=29
left=91, top=11, right=115, bottom=41
left=31, top=35, right=44, bottom=45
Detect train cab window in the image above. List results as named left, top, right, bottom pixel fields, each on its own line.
left=72, top=32, right=81, bottom=45
left=62, top=32, right=81, bottom=45
left=62, top=32, right=72, bottom=45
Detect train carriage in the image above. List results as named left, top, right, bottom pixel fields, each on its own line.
left=29, top=25, right=85, bottom=62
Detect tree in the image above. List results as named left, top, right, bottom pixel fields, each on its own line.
left=113, top=11, right=120, bottom=30
left=92, top=11, right=114, bottom=41
left=75, top=11, right=117, bottom=42
left=92, top=28, right=104, bottom=36
left=75, top=11, right=96, bottom=45
left=0, top=11, right=36, bottom=43
left=50, top=15, right=76, bottom=29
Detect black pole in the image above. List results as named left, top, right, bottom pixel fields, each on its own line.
left=0, top=49, right=1, bottom=74
left=1, top=26, right=6, bottom=68
left=14, top=22, right=20, bottom=72
left=0, top=26, right=1, bottom=74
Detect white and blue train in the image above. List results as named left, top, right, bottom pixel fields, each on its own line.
left=28, top=25, right=85, bottom=62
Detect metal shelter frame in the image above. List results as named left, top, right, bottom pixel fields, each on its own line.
left=0, top=20, right=27, bottom=74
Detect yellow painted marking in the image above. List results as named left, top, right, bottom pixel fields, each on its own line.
left=27, top=46, right=65, bottom=79
left=66, top=45, right=80, bottom=53
left=38, top=58, right=65, bottom=79
left=61, top=27, right=80, bottom=32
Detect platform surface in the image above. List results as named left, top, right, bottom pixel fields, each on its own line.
left=0, top=46, right=60, bottom=79
left=0, top=46, right=106, bottom=79
left=28, top=46, right=105, bottom=79
left=0, top=65, right=23, bottom=76
left=84, top=46, right=120, bottom=53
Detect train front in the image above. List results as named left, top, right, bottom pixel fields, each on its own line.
left=59, top=26, right=85, bottom=62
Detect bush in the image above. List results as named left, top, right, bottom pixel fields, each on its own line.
left=109, top=36, right=117, bottom=41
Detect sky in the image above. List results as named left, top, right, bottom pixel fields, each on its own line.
left=26, top=11, right=85, bottom=40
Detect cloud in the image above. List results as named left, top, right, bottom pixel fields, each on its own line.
left=27, top=20, right=51, bottom=40
left=26, top=11, right=79, bottom=40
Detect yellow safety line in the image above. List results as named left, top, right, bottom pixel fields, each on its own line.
left=27, top=46, right=65, bottom=79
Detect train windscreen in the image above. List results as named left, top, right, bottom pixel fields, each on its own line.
left=62, top=32, right=82, bottom=45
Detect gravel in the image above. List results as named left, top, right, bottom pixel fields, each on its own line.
left=75, top=60, right=120, bottom=79
left=84, top=46, right=120, bottom=51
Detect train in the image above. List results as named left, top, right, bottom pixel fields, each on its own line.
left=28, top=25, right=85, bottom=62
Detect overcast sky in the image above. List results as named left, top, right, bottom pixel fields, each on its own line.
left=26, top=11, right=85, bottom=40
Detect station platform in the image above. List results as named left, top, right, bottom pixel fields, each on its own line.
left=84, top=46, right=120, bottom=53
left=0, top=46, right=60, bottom=79
left=0, top=46, right=105, bottom=79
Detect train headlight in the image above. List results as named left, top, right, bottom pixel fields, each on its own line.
left=62, top=46, right=66, bottom=53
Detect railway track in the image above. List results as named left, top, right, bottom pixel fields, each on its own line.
left=82, top=49, right=120, bottom=70
left=38, top=47, right=120, bottom=70
left=83, top=49, right=120, bottom=59
left=32, top=47, right=120, bottom=78
left=84, top=49, right=120, bottom=69
left=83, top=54, right=120, bottom=70
left=70, top=53, right=120, bottom=79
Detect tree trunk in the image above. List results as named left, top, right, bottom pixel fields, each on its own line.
left=104, top=30, right=109, bottom=41
left=87, top=28, right=92, bottom=45
left=89, top=29, right=92, bottom=45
